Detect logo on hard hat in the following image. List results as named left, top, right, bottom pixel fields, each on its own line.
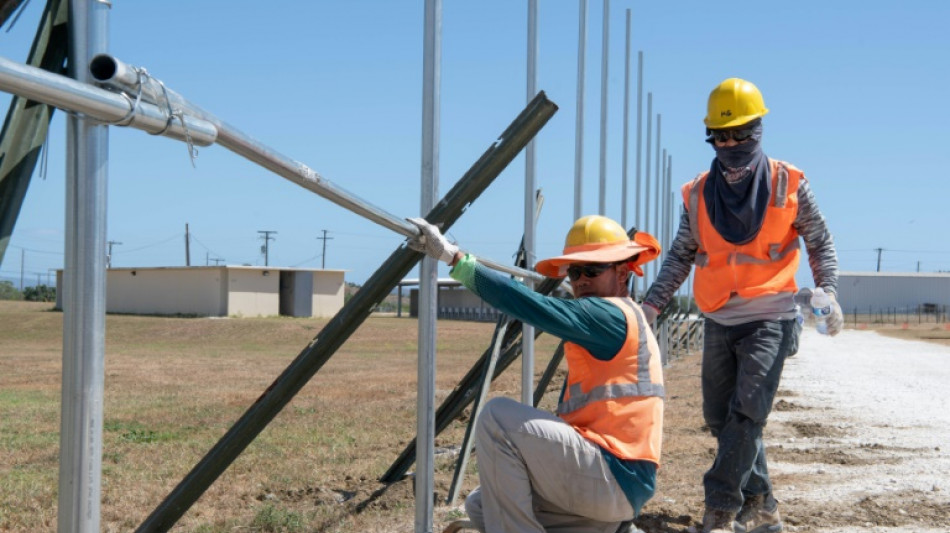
left=720, top=110, right=732, bottom=117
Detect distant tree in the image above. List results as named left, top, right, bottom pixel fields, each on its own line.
left=0, top=281, right=22, bottom=300
left=23, top=284, right=55, bottom=302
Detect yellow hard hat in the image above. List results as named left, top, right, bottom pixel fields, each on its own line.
left=535, top=215, right=661, bottom=278
left=704, top=78, right=769, bottom=129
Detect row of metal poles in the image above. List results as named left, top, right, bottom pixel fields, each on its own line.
left=569, top=1, right=683, bottom=299
left=0, top=2, right=691, bottom=532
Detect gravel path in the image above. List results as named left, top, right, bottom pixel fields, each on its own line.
left=768, top=327, right=950, bottom=532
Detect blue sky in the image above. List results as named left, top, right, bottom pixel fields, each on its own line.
left=2, top=1, right=949, bottom=289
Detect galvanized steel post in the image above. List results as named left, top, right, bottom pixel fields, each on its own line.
left=621, top=8, right=631, bottom=230
left=598, top=0, right=609, bottom=215
left=417, top=0, right=441, bottom=531
left=635, top=52, right=644, bottom=296
left=58, top=0, right=109, bottom=531
left=653, top=114, right=661, bottom=282
left=573, top=0, right=587, bottom=220
left=135, top=92, right=558, bottom=533
left=523, top=0, right=538, bottom=405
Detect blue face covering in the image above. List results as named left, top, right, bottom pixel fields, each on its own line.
left=703, top=121, right=771, bottom=245
left=714, top=139, right=761, bottom=169
left=707, top=119, right=764, bottom=169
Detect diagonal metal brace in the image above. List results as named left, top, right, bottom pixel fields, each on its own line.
left=135, top=92, right=558, bottom=533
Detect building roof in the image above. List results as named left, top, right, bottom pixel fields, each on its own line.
left=840, top=271, right=950, bottom=278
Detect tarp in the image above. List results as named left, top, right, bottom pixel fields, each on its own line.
left=0, top=0, right=67, bottom=265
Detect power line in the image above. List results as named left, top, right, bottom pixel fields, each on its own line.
left=316, top=230, right=333, bottom=269
left=107, top=240, right=122, bottom=269
left=258, top=230, right=277, bottom=266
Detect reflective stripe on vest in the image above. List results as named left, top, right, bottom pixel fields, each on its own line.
left=683, top=159, right=802, bottom=313
left=556, top=297, right=664, bottom=416
left=688, top=161, right=793, bottom=268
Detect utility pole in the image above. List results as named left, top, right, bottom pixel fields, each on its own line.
left=185, top=223, right=191, bottom=266
left=107, top=240, right=122, bottom=269
left=316, top=230, right=333, bottom=269
left=875, top=247, right=883, bottom=272
left=258, top=231, right=277, bottom=266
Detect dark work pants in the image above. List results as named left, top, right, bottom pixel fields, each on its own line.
left=701, top=318, right=800, bottom=512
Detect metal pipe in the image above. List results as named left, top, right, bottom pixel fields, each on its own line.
left=621, top=9, right=631, bottom=229
left=644, top=92, right=652, bottom=280
left=136, top=92, right=558, bottom=533
left=573, top=0, right=587, bottom=220
left=83, top=54, right=542, bottom=283
left=659, top=147, right=666, bottom=251
left=523, top=0, right=538, bottom=406
left=447, top=318, right=510, bottom=504
left=417, top=1, right=440, bottom=530
left=666, top=154, right=673, bottom=250
left=58, top=1, right=109, bottom=531
left=597, top=0, right=609, bottom=215
left=635, top=52, right=644, bottom=296
left=0, top=55, right=216, bottom=145
left=653, top=114, right=661, bottom=282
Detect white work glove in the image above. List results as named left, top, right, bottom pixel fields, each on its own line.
left=641, top=303, right=659, bottom=329
left=406, top=217, right=459, bottom=264
left=826, top=291, right=844, bottom=336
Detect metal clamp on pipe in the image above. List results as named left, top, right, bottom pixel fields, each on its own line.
left=0, top=55, right=217, bottom=145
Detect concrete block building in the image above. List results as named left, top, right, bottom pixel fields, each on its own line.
left=55, top=266, right=345, bottom=318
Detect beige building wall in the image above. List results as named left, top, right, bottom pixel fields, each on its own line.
left=312, top=271, right=345, bottom=318
left=55, top=266, right=346, bottom=318
left=226, top=268, right=280, bottom=317
left=105, top=267, right=226, bottom=316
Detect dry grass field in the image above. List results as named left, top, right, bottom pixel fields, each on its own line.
left=2, top=300, right=948, bottom=532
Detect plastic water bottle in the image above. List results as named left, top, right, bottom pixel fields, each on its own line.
left=810, top=287, right=832, bottom=335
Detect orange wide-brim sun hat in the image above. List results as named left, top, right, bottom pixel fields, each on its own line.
left=535, top=231, right=661, bottom=278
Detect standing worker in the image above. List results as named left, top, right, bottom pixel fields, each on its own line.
left=642, top=78, right=842, bottom=533
left=409, top=215, right=664, bottom=533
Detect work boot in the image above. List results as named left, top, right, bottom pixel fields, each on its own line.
left=734, top=494, right=783, bottom=533
left=702, top=508, right=737, bottom=533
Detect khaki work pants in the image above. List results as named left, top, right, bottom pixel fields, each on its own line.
left=464, top=397, right=633, bottom=533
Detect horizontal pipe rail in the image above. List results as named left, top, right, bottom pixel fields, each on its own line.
left=0, top=53, right=544, bottom=282
left=88, top=54, right=545, bottom=283
left=136, top=92, right=558, bottom=532
left=0, top=55, right=217, bottom=145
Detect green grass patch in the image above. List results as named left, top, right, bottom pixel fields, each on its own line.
left=251, top=503, right=306, bottom=532
left=104, top=419, right=180, bottom=444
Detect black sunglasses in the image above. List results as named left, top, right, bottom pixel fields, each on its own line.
left=706, top=128, right=755, bottom=144
left=567, top=262, right=616, bottom=281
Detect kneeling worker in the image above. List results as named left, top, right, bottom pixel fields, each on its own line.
left=409, top=215, right=665, bottom=533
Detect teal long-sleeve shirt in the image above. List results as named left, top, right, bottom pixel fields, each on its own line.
left=449, top=253, right=627, bottom=360
left=449, top=253, right=658, bottom=516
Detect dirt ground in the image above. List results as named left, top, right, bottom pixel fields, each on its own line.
left=251, top=323, right=950, bottom=533
left=2, top=302, right=949, bottom=532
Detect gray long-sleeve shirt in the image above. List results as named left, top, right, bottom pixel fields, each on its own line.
left=643, top=174, right=838, bottom=326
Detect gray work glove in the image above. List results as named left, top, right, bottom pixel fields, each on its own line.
left=826, top=291, right=844, bottom=336
left=406, top=217, right=459, bottom=264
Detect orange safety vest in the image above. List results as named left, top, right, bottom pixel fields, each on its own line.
left=683, top=159, right=802, bottom=313
left=557, top=297, right=664, bottom=465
